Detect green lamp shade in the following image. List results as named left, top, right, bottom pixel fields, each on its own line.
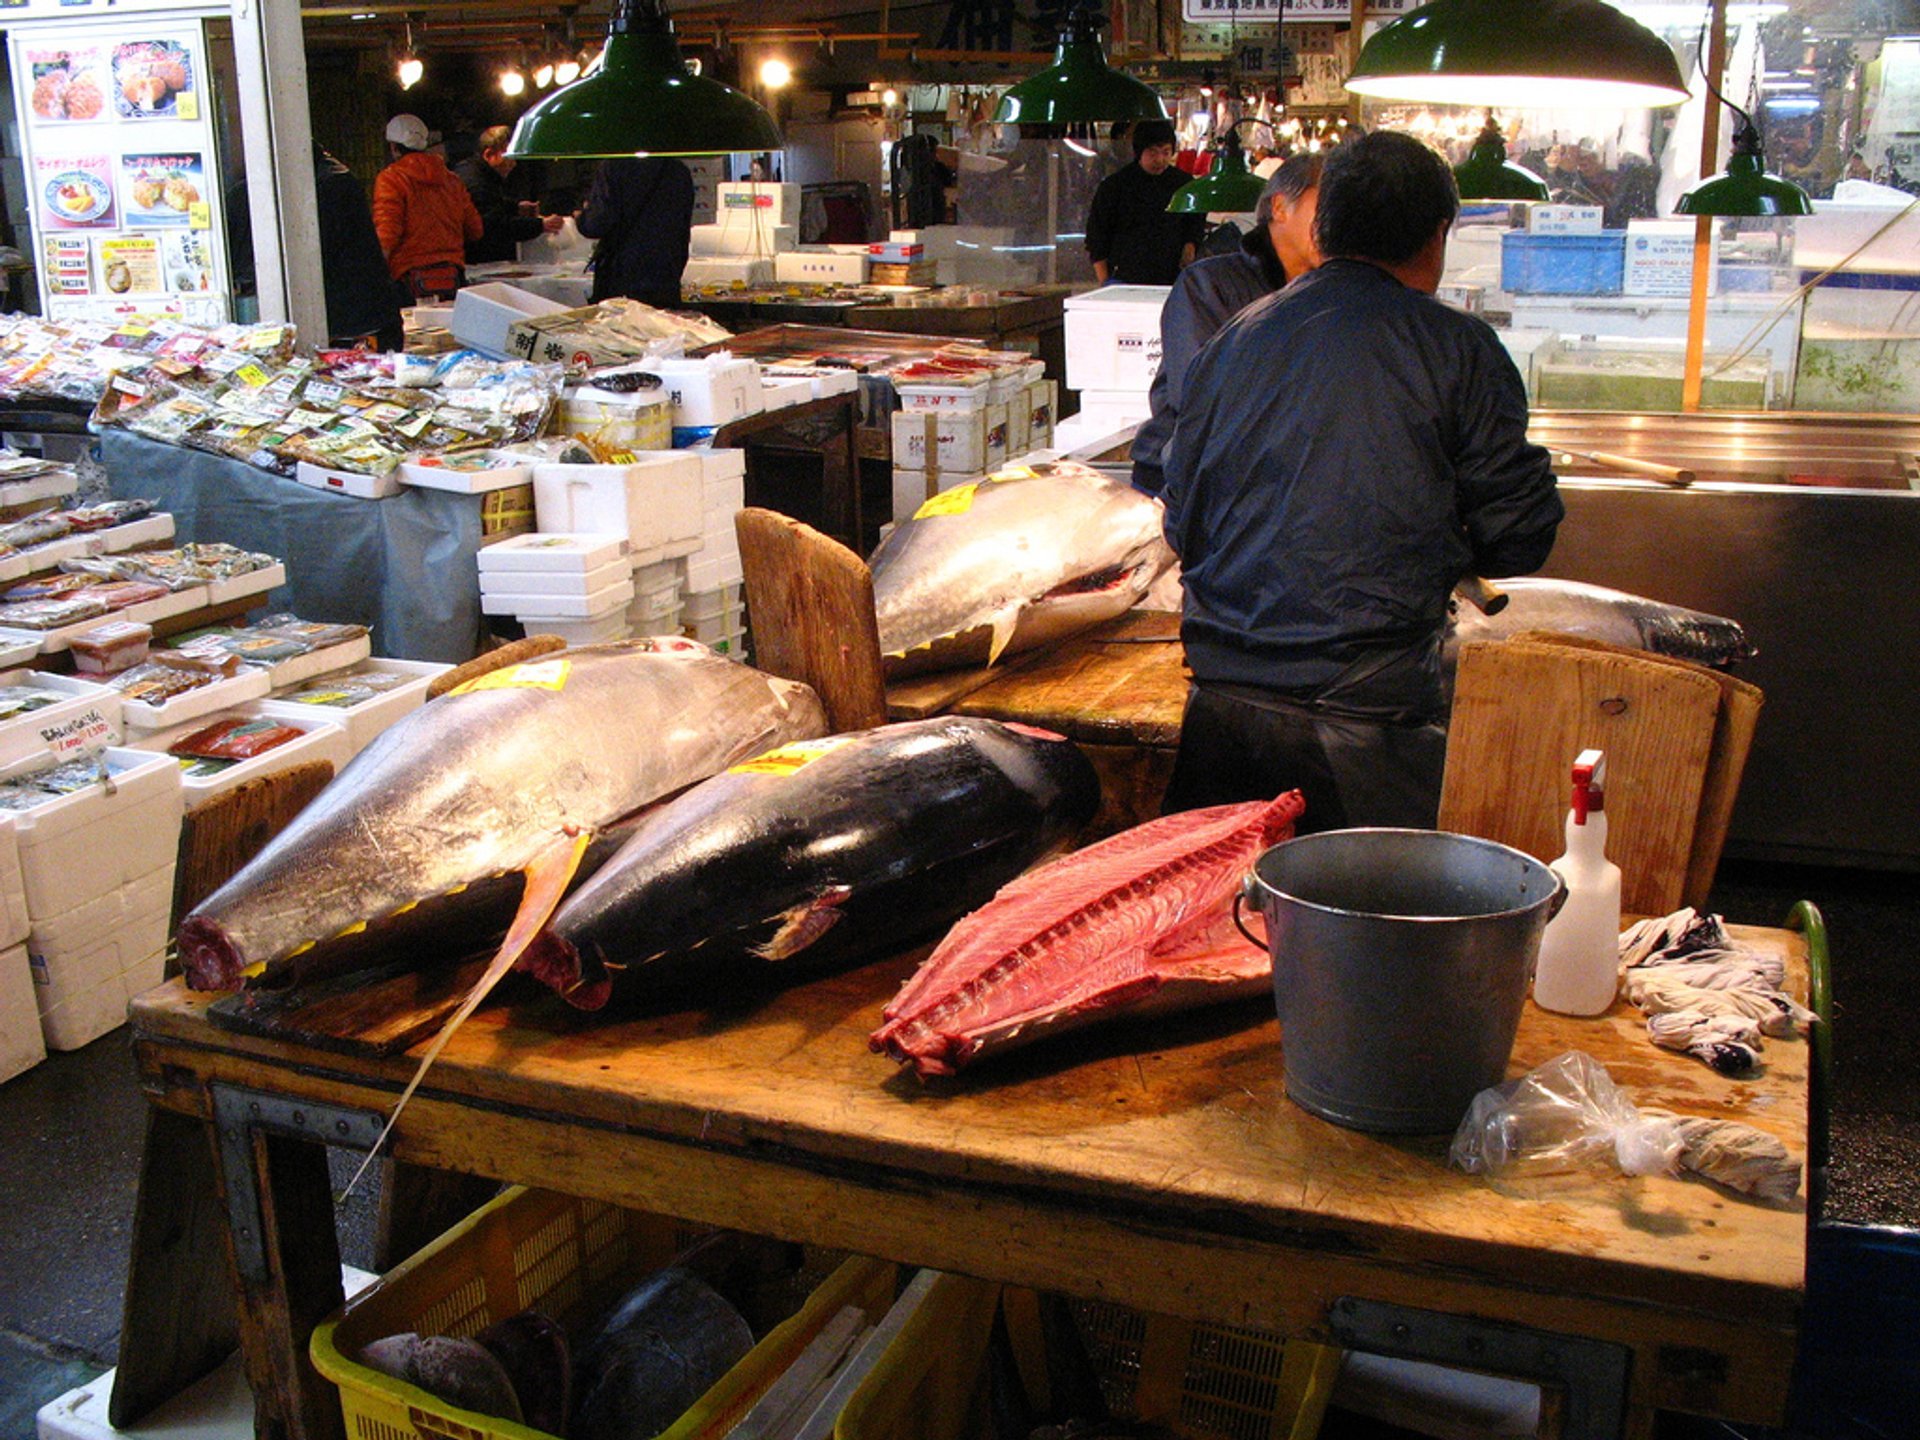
left=1677, top=148, right=1813, bottom=217
left=507, top=31, right=780, bottom=158
left=1347, top=0, right=1690, bottom=110
left=992, top=39, right=1167, bottom=125
left=1453, top=119, right=1550, bottom=202
left=1169, top=146, right=1266, bottom=214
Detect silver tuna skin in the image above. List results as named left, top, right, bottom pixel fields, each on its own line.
left=177, top=640, right=826, bottom=990
left=1447, top=578, right=1756, bottom=669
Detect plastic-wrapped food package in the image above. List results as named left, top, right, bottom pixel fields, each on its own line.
left=112, top=664, right=214, bottom=705
left=70, top=620, right=153, bottom=674
left=169, top=716, right=304, bottom=760
left=0, top=685, right=65, bottom=720
left=0, top=512, right=74, bottom=551
left=4, top=571, right=94, bottom=602
left=248, top=613, right=368, bottom=648
left=59, top=498, right=155, bottom=532
left=0, top=592, right=110, bottom=629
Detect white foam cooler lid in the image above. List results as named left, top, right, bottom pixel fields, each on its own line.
left=477, top=533, right=630, bottom=574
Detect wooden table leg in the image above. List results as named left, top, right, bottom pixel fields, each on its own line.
left=108, top=1108, right=240, bottom=1427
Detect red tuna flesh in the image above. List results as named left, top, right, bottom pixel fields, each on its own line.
left=871, top=791, right=1305, bottom=1077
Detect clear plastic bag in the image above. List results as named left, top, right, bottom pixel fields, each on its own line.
left=1450, top=1051, right=1686, bottom=1180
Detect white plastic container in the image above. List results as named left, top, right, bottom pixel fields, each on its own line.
left=130, top=705, right=352, bottom=811
left=479, top=532, right=629, bottom=576
left=530, top=456, right=702, bottom=552
left=0, top=941, right=42, bottom=1082
left=480, top=558, right=628, bottom=598
left=28, top=862, right=173, bottom=1050
left=450, top=282, right=569, bottom=358
left=119, top=666, right=274, bottom=733
left=2, top=746, right=183, bottom=920
left=258, top=658, right=446, bottom=756
left=645, top=357, right=763, bottom=428
left=1532, top=749, right=1624, bottom=1017
left=1063, top=285, right=1170, bottom=394
left=775, top=250, right=869, bottom=285
left=0, top=670, right=123, bottom=769
left=715, top=181, right=801, bottom=227
left=294, top=461, right=404, bottom=501
left=484, top=576, right=635, bottom=618
left=0, top=634, right=42, bottom=670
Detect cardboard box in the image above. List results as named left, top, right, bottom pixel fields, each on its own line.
left=1528, top=205, right=1605, bottom=235
left=1624, top=220, right=1719, bottom=298
left=1063, top=286, right=1169, bottom=394
left=506, top=308, right=657, bottom=370
left=775, top=251, right=870, bottom=286
left=869, top=240, right=926, bottom=263
left=891, top=403, right=1008, bottom=477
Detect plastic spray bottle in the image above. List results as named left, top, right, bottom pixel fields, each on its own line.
left=1532, top=748, right=1623, bottom=1016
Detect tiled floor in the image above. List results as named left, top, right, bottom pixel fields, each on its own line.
left=1, top=856, right=1913, bottom=1440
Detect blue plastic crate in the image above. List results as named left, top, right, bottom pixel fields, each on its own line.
left=1500, top=231, right=1626, bottom=295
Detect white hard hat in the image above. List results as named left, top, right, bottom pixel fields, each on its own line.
left=385, top=114, right=431, bottom=151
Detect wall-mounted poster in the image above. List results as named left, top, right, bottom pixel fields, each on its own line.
left=23, top=43, right=107, bottom=123
left=36, top=153, right=115, bottom=228
left=111, top=38, right=197, bottom=121
left=42, top=235, right=91, bottom=294
left=120, top=151, right=204, bottom=227
left=162, top=231, right=213, bottom=293
left=98, top=234, right=161, bottom=295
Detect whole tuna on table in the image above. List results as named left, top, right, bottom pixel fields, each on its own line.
left=872, top=460, right=1176, bottom=677
left=520, top=717, right=1102, bottom=1007
left=1446, top=578, right=1756, bottom=669
left=872, top=791, right=1305, bottom=1078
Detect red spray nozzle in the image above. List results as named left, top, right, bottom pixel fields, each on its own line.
left=1571, top=748, right=1606, bottom=824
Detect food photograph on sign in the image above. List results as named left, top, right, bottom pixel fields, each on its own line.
left=41, top=236, right=92, bottom=296
left=162, top=231, right=214, bottom=293
left=120, top=152, right=205, bottom=226
left=111, top=38, right=197, bottom=120
left=26, top=45, right=108, bottom=123
left=98, top=235, right=163, bottom=295
left=36, top=154, right=115, bottom=229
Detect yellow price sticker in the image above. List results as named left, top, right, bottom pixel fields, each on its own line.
left=913, top=483, right=978, bottom=520
left=187, top=201, right=211, bottom=230
left=177, top=91, right=199, bottom=121
left=233, top=363, right=271, bottom=389
left=728, top=736, right=853, bottom=776
left=448, top=657, right=573, bottom=697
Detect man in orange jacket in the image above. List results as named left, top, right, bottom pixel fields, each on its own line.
left=373, top=115, right=482, bottom=301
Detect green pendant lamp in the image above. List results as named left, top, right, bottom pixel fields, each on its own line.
left=1347, top=0, right=1690, bottom=110
left=506, top=0, right=780, bottom=158
left=992, top=0, right=1166, bottom=125
left=1168, top=122, right=1266, bottom=214
left=1453, top=113, right=1550, bottom=202
left=1677, top=114, right=1812, bottom=216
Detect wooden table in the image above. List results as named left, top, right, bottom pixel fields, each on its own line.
left=887, top=609, right=1187, bottom=832
left=121, top=916, right=1809, bottom=1440
left=711, top=392, right=863, bottom=554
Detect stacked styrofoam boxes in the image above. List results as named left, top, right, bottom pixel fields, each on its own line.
left=890, top=369, right=1013, bottom=525
left=256, top=658, right=449, bottom=757
left=0, top=814, right=37, bottom=1081
left=12, top=747, right=184, bottom=1051
left=628, top=557, right=688, bottom=637
left=682, top=450, right=747, bottom=655
left=688, top=182, right=801, bottom=258
left=480, top=532, right=636, bottom=647
left=1062, top=284, right=1169, bottom=430
left=648, top=354, right=762, bottom=448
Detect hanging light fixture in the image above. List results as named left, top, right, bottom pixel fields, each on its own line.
left=1676, top=112, right=1811, bottom=215
left=1167, top=120, right=1266, bottom=215
left=760, top=57, right=793, bottom=90
left=1453, top=112, right=1551, bottom=201
left=1346, top=0, right=1691, bottom=110
left=395, top=18, right=424, bottom=90
left=500, top=54, right=527, bottom=97
left=506, top=0, right=781, bottom=158
left=992, top=0, right=1166, bottom=125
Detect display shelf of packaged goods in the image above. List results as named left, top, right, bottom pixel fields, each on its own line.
left=206, top=563, right=287, bottom=608
left=28, top=586, right=214, bottom=655
left=0, top=513, right=178, bottom=583
left=250, top=636, right=375, bottom=691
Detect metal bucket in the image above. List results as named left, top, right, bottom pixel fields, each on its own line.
left=1238, top=828, right=1565, bottom=1134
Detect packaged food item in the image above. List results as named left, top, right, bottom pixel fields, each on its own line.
left=0, top=684, right=62, bottom=720
left=0, top=592, right=110, bottom=629
left=274, top=682, right=376, bottom=709
left=70, top=619, right=153, bottom=674
left=0, top=512, right=73, bottom=549
left=4, top=572, right=98, bottom=603
left=112, top=662, right=213, bottom=704
left=250, top=614, right=368, bottom=649
left=59, top=498, right=156, bottom=531
left=169, top=715, right=305, bottom=760
left=151, top=641, right=247, bottom=676
left=175, top=754, right=238, bottom=779
left=88, top=579, right=172, bottom=610
left=33, top=754, right=113, bottom=794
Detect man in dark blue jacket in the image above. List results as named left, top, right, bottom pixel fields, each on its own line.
left=1160, top=131, right=1562, bottom=830
left=577, top=157, right=695, bottom=310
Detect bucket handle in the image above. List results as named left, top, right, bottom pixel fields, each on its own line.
left=1232, top=876, right=1266, bottom=954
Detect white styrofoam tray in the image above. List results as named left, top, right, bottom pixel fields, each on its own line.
left=0, top=513, right=178, bottom=584
left=0, top=669, right=123, bottom=770
left=207, top=562, right=288, bottom=607
left=479, top=558, right=629, bottom=598
left=257, top=657, right=446, bottom=757
left=484, top=576, right=636, bottom=619
left=119, top=665, right=274, bottom=733
left=399, top=452, right=535, bottom=494
left=0, top=746, right=183, bottom=919
left=477, top=532, right=630, bottom=575
left=129, top=703, right=353, bottom=811
left=250, top=635, right=374, bottom=691
left=526, top=612, right=630, bottom=646
left=295, top=461, right=404, bottom=501
left=26, top=585, right=214, bottom=655
left=0, top=471, right=78, bottom=512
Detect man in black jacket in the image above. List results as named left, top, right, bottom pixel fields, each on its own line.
left=1159, top=131, right=1562, bottom=830
left=576, top=157, right=695, bottom=310
left=1085, top=119, right=1204, bottom=285
left=455, top=126, right=562, bottom=265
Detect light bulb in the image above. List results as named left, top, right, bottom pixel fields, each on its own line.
left=554, top=58, right=581, bottom=84
left=533, top=63, right=554, bottom=88
left=760, top=58, right=792, bottom=89
left=500, top=68, right=525, bottom=97
left=882, top=88, right=899, bottom=107
left=397, top=55, right=424, bottom=89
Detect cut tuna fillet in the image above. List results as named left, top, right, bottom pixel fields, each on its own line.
left=871, top=791, right=1305, bottom=1077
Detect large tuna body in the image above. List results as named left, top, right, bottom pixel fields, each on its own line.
left=873, top=791, right=1306, bottom=1078
left=1447, top=578, right=1756, bottom=668
left=872, top=461, right=1175, bottom=677
left=177, top=640, right=828, bottom=993
left=522, top=718, right=1102, bottom=1008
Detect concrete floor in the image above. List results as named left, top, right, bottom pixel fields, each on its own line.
left=0, top=856, right=1913, bottom=1440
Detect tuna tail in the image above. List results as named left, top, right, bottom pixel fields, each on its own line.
left=986, top=603, right=1024, bottom=666
left=339, top=829, right=593, bottom=1200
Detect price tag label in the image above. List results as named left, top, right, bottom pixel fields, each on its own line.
left=187, top=201, right=211, bottom=230
left=40, top=708, right=113, bottom=758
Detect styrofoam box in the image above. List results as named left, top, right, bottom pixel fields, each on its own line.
left=775, top=251, right=870, bottom=286
left=485, top=576, right=635, bottom=619
left=248, top=635, right=374, bottom=692
left=295, top=460, right=404, bottom=500
left=1528, top=204, right=1604, bottom=235
left=633, top=556, right=686, bottom=593
left=0, top=634, right=41, bottom=670
left=689, top=222, right=798, bottom=258
left=531, top=455, right=702, bottom=551
left=683, top=611, right=745, bottom=648
left=130, top=704, right=351, bottom=812
left=686, top=550, right=743, bottom=592
left=527, top=612, right=630, bottom=646
left=694, top=448, right=746, bottom=487
left=763, top=365, right=859, bottom=399
left=897, top=376, right=993, bottom=412
left=716, top=181, right=801, bottom=227
left=24, top=584, right=212, bottom=657
left=0, top=471, right=78, bottom=510
left=683, top=583, right=743, bottom=622
left=1, top=746, right=182, bottom=919
left=892, top=404, right=1009, bottom=477
left=1063, top=285, right=1170, bottom=393
left=0, top=669, right=122, bottom=769
left=681, top=257, right=773, bottom=288
left=703, top=473, right=746, bottom=519
left=0, top=942, right=42, bottom=1082
left=478, top=532, right=630, bottom=576
left=1624, top=220, right=1719, bottom=298
left=451, top=282, right=569, bottom=358
left=29, top=862, right=172, bottom=1050
left=0, top=513, right=180, bottom=582
left=642, top=356, right=762, bottom=429
left=0, top=813, right=27, bottom=950
left=207, top=562, right=286, bottom=608
left=258, top=657, right=446, bottom=757
left=891, top=468, right=982, bottom=524
left=480, top=557, right=628, bottom=599
left=120, top=665, right=272, bottom=733
left=627, top=584, right=684, bottom=625
left=400, top=452, right=534, bottom=494
left=558, top=387, right=673, bottom=454
left=760, top=376, right=814, bottom=411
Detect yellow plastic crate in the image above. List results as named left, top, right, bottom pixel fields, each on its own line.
left=310, top=1185, right=892, bottom=1440
left=833, top=1272, right=1002, bottom=1440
